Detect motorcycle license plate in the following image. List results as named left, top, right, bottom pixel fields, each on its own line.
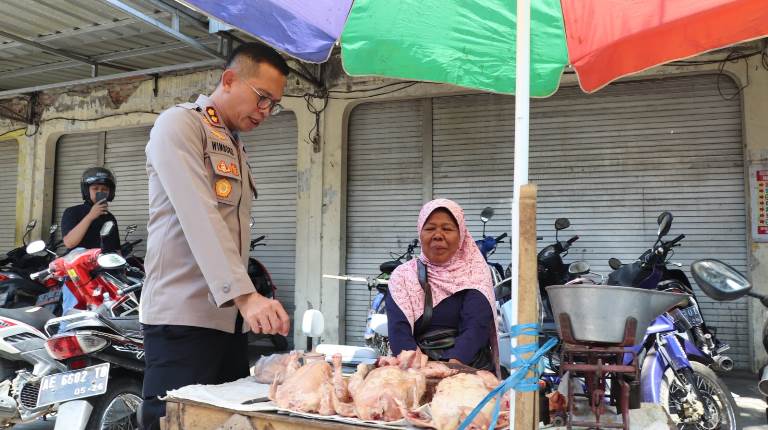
left=681, top=305, right=704, bottom=326
left=36, top=363, right=110, bottom=407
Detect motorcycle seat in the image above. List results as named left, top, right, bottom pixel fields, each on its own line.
left=104, top=316, right=142, bottom=339
left=0, top=306, right=55, bottom=332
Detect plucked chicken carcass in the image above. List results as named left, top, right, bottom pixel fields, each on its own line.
left=251, top=352, right=296, bottom=384
left=269, top=352, right=347, bottom=415
left=333, top=349, right=457, bottom=421
left=407, top=371, right=508, bottom=430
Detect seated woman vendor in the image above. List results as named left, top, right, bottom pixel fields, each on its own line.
left=386, top=198, right=497, bottom=370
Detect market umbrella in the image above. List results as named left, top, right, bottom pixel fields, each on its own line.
left=174, top=0, right=353, bottom=63
left=342, top=0, right=768, bottom=95
left=172, top=0, right=767, bottom=425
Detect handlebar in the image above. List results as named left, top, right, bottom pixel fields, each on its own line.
left=566, top=235, right=580, bottom=245
left=495, top=233, right=507, bottom=243
left=665, top=234, right=685, bottom=247
left=117, top=282, right=143, bottom=296
left=30, top=268, right=51, bottom=281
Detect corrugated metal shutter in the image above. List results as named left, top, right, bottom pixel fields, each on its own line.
left=53, top=133, right=100, bottom=234
left=0, top=140, right=18, bottom=249
left=433, top=95, right=515, bottom=250
left=530, top=76, right=748, bottom=367
left=345, top=75, right=749, bottom=367
left=241, top=113, right=298, bottom=341
left=104, top=127, right=151, bottom=255
left=344, top=100, right=424, bottom=346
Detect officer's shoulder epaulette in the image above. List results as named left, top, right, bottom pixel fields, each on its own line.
left=176, top=102, right=200, bottom=111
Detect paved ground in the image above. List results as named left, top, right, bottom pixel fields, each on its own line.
left=724, top=372, right=767, bottom=429
left=10, top=372, right=768, bottom=429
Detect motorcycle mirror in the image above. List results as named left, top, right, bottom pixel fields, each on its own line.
left=26, top=240, right=46, bottom=255
left=370, top=314, right=388, bottom=337
left=568, top=261, right=591, bottom=276
left=302, top=309, right=325, bottom=338
left=126, top=224, right=137, bottom=233
left=480, top=207, right=494, bottom=224
left=97, top=253, right=127, bottom=269
left=554, top=218, right=571, bottom=231
left=26, top=219, right=37, bottom=230
left=608, top=258, right=623, bottom=270
left=656, top=211, right=673, bottom=238
left=49, top=224, right=59, bottom=234
left=250, top=216, right=256, bottom=229
left=100, top=221, right=115, bottom=237
left=690, top=259, right=751, bottom=301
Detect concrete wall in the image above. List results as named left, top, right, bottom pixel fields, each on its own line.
left=1, top=52, right=766, bottom=370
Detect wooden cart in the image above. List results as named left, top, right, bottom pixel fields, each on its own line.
left=161, top=398, right=381, bottom=430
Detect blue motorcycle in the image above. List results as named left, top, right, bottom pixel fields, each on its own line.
left=609, top=212, right=739, bottom=430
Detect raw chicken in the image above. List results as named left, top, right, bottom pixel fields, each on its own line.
left=377, top=349, right=458, bottom=378
left=250, top=352, right=296, bottom=384
left=333, top=362, right=427, bottom=421
left=269, top=352, right=347, bottom=415
left=407, top=371, right=508, bottom=430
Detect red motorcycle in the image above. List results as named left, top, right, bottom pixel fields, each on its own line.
left=31, top=221, right=142, bottom=316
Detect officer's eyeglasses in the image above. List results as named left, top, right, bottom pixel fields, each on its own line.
left=247, top=84, right=283, bottom=115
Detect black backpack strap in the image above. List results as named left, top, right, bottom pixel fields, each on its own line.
left=414, top=259, right=433, bottom=338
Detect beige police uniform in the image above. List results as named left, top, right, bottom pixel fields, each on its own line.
left=141, top=94, right=257, bottom=333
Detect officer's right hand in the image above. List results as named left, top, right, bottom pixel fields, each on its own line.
left=87, top=200, right=108, bottom=220
left=234, top=292, right=290, bottom=336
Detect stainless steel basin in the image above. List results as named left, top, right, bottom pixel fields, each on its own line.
left=545, top=284, right=687, bottom=345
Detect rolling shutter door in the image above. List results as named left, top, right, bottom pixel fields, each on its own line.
left=241, top=113, right=298, bottom=341
left=530, top=76, right=748, bottom=367
left=344, top=75, right=748, bottom=366
left=104, top=127, right=151, bottom=255
left=0, top=140, right=18, bottom=249
left=344, top=100, right=424, bottom=346
left=53, top=133, right=100, bottom=233
left=432, top=94, right=515, bottom=249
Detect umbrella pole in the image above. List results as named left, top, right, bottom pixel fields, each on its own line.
left=511, top=0, right=531, bottom=428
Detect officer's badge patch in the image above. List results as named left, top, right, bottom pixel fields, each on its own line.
left=215, top=178, right=232, bottom=198
left=206, top=107, right=221, bottom=125
left=215, top=160, right=240, bottom=177
left=209, top=128, right=227, bottom=140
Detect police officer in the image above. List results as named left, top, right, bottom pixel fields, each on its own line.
left=140, top=43, right=291, bottom=429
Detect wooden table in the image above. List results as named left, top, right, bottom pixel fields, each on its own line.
left=161, top=398, right=375, bottom=430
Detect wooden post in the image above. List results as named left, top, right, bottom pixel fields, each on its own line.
left=514, top=184, right=539, bottom=429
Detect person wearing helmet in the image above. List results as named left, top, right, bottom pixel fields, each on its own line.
left=60, top=167, right=120, bottom=252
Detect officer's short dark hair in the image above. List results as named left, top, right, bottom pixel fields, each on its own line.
left=225, top=43, right=290, bottom=77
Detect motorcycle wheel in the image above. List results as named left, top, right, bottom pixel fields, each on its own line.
left=86, top=377, right=142, bottom=430
left=659, top=361, right=739, bottom=430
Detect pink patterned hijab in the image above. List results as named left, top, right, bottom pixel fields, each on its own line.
left=388, top=199, right=496, bottom=331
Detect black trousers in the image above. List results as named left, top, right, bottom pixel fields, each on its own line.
left=140, top=320, right=248, bottom=430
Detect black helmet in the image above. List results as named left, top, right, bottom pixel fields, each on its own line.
left=80, top=167, right=116, bottom=202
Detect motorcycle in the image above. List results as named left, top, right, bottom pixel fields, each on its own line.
left=0, top=221, right=63, bottom=311
left=246, top=234, right=289, bottom=360
left=607, top=211, right=733, bottom=372
left=536, top=217, right=579, bottom=325
left=324, top=239, right=419, bottom=357
left=606, top=212, right=739, bottom=429
left=119, top=224, right=144, bottom=273
left=475, top=207, right=508, bottom=287
left=31, top=220, right=144, bottom=430
left=0, top=235, right=75, bottom=428
left=687, top=258, right=768, bottom=410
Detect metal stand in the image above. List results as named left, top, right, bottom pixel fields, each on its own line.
left=558, top=314, right=640, bottom=430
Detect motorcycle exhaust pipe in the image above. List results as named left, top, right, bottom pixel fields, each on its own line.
left=712, top=355, right=734, bottom=372
left=759, top=366, right=768, bottom=397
